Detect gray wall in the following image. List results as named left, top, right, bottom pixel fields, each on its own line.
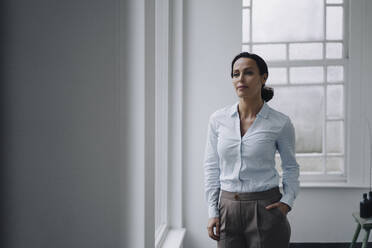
left=2, top=0, right=122, bottom=247
left=182, top=0, right=372, bottom=247
left=2, top=0, right=154, bottom=247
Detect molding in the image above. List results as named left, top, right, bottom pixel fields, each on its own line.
left=168, top=0, right=184, bottom=229
left=144, top=0, right=156, bottom=247
left=161, top=228, right=186, bottom=248
left=279, top=182, right=370, bottom=188
left=118, top=0, right=155, bottom=246
left=347, top=0, right=365, bottom=186
left=297, top=183, right=372, bottom=188
left=155, top=0, right=170, bottom=246
left=155, top=225, right=169, bottom=248
left=360, top=0, right=371, bottom=189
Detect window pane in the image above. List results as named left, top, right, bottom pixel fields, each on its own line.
left=290, top=67, right=324, bottom=83
left=289, top=43, right=323, bottom=60
left=327, top=0, right=343, bottom=4
left=326, top=121, right=344, bottom=153
left=326, top=7, right=343, bottom=40
left=297, top=156, right=324, bottom=173
left=242, top=8, right=250, bottom=43
left=252, top=0, right=324, bottom=42
left=243, top=0, right=250, bottom=7
left=269, top=86, right=324, bottom=153
left=275, top=155, right=282, bottom=173
left=242, top=44, right=251, bottom=52
left=327, top=85, right=343, bottom=118
left=252, top=44, right=286, bottom=61
left=268, top=68, right=287, bottom=84
left=326, top=157, right=344, bottom=174
left=276, top=155, right=325, bottom=174
left=326, top=43, right=343, bottom=58
left=327, top=66, right=344, bottom=82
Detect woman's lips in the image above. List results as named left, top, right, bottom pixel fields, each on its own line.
left=237, top=86, right=247, bottom=89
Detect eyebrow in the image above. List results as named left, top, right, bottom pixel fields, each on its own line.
left=233, top=67, right=254, bottom=72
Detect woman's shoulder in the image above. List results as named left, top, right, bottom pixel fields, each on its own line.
left=209, top=102, right=236, bottom=120
left=266, top=103, right=291, bottom=125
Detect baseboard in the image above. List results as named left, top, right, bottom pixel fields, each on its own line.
left=290, top=243, right=371, bottom=248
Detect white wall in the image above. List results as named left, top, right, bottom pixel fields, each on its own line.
left=182, top=0, right=372, bottom=247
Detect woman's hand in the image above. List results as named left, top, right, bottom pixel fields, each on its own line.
left=207, top=217, right=220, bottom=241
left=265, top=201, right=290, bottom=216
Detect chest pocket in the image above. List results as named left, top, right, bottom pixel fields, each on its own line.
left=242, top=132, right=277, bottom=160
left=248, top=132, right=276, bottom=144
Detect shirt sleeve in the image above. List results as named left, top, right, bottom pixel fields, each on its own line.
left=203, top=114, right=221, bottom=218
left=276, top=117, right=300, bottom=212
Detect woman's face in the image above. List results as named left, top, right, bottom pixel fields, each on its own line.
left=232, top=57, right=267, bottom=99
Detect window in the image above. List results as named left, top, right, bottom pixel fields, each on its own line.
left=242, top=0, right=348, bottom=182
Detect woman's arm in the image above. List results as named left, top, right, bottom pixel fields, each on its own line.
left=203, top=114, right=221, bottom=218
left=275, top=117, right=300, bottom=212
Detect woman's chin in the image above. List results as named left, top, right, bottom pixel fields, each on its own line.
left=237, top=92, right=248, bottom=97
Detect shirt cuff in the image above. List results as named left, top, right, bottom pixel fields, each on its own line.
left=280, top=194, right=294, bottom=212
left=208, top=206, right=219, bottom=218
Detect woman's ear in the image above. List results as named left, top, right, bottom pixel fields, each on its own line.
left=262, top=73, right=268, bottom=84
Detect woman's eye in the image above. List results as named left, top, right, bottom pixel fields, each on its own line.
left=233, top=71, right=252, bottom=77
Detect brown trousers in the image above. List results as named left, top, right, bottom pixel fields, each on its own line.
left=217, top=187, right=291, bottom=248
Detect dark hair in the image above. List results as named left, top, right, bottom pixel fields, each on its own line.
left=231, top=52, right=274, bottom=102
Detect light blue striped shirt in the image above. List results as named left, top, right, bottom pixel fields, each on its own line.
left=203, top=100, right=300, bottom=218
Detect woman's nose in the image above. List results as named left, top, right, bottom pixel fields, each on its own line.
left=238, top=73, right=244, bottom=82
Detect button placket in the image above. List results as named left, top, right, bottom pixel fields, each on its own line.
left=235, top=116, right=243, bottom=182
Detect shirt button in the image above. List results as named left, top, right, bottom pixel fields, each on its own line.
left=234, top=194, right=239, bottom=200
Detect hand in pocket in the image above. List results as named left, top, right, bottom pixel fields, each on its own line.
left=265, top=201, right=289, bottom=216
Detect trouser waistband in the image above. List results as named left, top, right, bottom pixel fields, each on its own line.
left=221, top=186, right=281, bottom=201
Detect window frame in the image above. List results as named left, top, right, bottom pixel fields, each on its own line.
left=155, top=0, right=186, bottom=247
left=154, top=0, right=170, bottom=245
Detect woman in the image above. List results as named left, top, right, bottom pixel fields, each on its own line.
left=203, top=52, right=300, bottom=248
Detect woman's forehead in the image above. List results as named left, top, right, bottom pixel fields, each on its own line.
left=233, top=57, right=257, bottom=70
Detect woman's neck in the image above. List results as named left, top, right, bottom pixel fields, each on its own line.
left=238, top=98, right=264, bottom=120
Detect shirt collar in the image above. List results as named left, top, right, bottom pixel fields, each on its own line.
left=229, top=100, right=269, bottom=119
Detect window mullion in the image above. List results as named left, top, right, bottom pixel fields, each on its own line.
left=249, top=0, right=253, bottom=51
